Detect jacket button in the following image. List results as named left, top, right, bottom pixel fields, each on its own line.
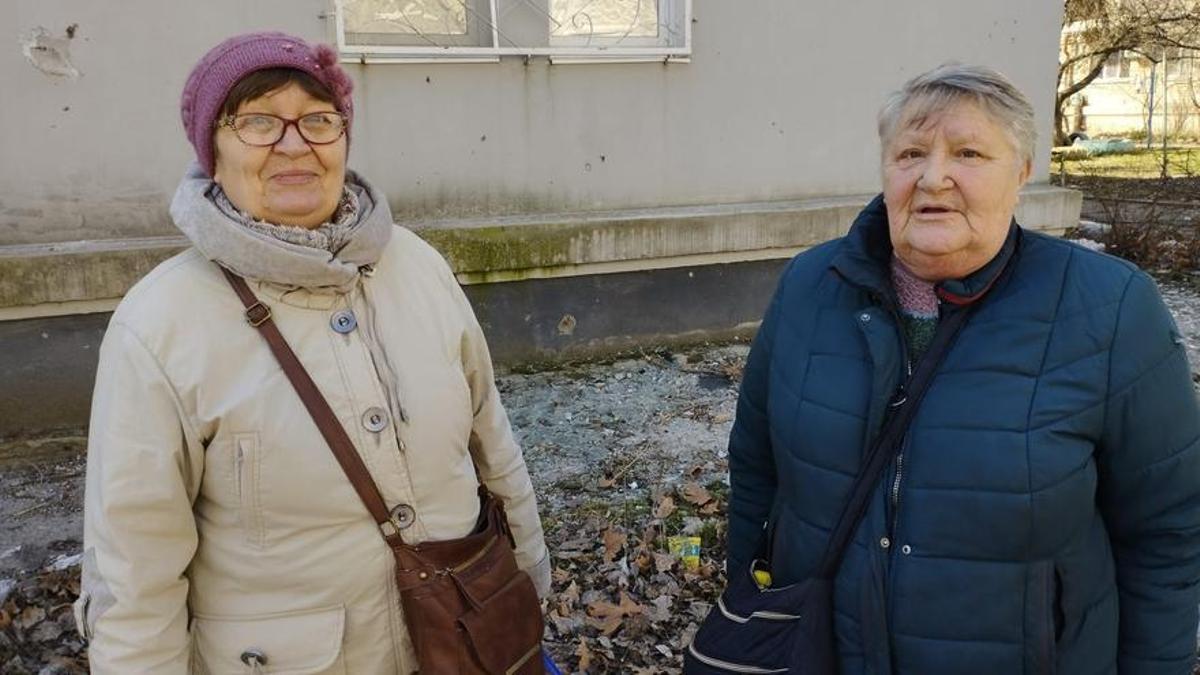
left=859, top=312, right=872, bottom=323
left=363, top=407, right=389, bottom=433
left=390, top=503, right=416, bottom=529
left=330, top=309, right=357, bottom=334
left=901, top=544, right=912, bottom=555
left=240, top=649, right=268, bottom=666
left=879, top=537, right=891, bottom=549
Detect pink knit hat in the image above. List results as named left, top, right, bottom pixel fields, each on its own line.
left=180, top=32, right=354, bottom=176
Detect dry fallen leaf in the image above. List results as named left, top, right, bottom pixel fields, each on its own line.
left=654, top=495, right=677, bottom=519
left=680, top=482, right=713, bottom=506
left=588, top=591, right=644, bottom=620
left=17, top=606, right=45, bottom=629
left=588, top=613, right=623, bottom=635
left=648, top=595, right=673, bottom=623
left=653, top=552, right=676, bottom=573
left=557, top=580, right=581, bottom=616
left=576, top=637, right=592, bottom=671
left=598, top=473, right=616, bottom=488
left=633, top=549, right=654, bottom=574
left=700, top=499, right=721, bottom=515
left=602, top=527, right=627, bottom=563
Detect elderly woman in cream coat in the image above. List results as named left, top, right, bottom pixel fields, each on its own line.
left=75, top=32, right=550, bottom=673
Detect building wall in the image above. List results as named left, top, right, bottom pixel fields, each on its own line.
left=3, top=0, right=1064, bottom=246
left=1077, top=79, right=1200, bottom=138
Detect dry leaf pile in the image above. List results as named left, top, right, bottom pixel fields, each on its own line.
left=0, top=567, right=86, bottom=674
left=540, top=480, right=730, bottom=673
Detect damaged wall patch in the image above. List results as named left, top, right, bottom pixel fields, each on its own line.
left=21, top=26, right=80, bottom=78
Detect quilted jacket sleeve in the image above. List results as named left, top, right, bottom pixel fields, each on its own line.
left=77, top=321, right=204, bottom=674
left=447, top=272, right=552, bottom=598
left=727, top=265, right=789, bottom=572
left=1097, top=272, right=1200, bottom=674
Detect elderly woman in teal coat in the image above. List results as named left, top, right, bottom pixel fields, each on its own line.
left=727, top=63, right=1200, bottom=674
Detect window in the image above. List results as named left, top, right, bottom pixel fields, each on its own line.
left=335, top=0, right=691, bottom=62
left=1164, top=47, right=1193, bottom=80
left=1099, top=51, right=1132, bottom=80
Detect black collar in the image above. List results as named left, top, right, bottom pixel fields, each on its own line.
left=830, top=193, right=1021, bottom=307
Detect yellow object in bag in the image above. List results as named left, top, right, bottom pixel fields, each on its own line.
left=752, top=568, right=773, bottom=588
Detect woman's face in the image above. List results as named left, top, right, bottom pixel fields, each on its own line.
left=213, top=82, right=347, bottom=229
left=882, top=101, right=1031, bottom=281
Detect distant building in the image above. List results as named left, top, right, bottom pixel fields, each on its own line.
left=1061, top=23, right=1200, bottom=140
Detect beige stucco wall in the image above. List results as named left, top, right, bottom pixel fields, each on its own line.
left=3, top=0, right=1064, bottom=247
left=1076, top=80, right=1200, bottom=138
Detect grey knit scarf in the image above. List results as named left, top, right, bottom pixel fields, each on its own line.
left=211, top=185, right=361, bottom=254
left=169, top=162, right=393, bottom=292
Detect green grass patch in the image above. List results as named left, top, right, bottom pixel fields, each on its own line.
left=1053, top=146, right=1200, bottom=179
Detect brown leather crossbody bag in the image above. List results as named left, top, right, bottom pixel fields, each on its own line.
left=222, top=268, right=545, bottom=675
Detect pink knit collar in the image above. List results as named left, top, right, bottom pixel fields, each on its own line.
left=890, top=257, right=938, bottom=318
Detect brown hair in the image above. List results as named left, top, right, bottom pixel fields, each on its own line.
left=219, top=67, right=337, bottom=117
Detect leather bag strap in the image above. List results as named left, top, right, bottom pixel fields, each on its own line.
left=219, top=267, right=406, bottom=545
left=815, top=303, right=972, bottom=579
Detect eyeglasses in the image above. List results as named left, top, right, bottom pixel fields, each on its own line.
left=216, top=112, right=347, bottom=146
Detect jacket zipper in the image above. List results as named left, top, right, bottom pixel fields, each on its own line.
left=446, top=535, right=498, bottom=575
left=234, top=443, right=245, bottom=497
left=889, top=436, right=907, bottom=536
left=881, top=300, right=913, bottom=540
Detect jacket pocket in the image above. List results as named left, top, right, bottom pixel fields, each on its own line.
left=1024, top=560, right=1057, bottom=675
left=191, top=605, right=347, bottom=674
left=233, top=433, right=266, bottom=548
left=1053, top=564, right=1065, bottom=644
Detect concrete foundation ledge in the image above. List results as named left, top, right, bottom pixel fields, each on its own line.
left=0, top=185, right=1081, bottom=438
left=0, top=185, right=1081, bottom=321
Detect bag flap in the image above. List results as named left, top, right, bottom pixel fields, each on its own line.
left=458, top=572, right=543, bottom=674
left=192, top=604, right=345, bottom=674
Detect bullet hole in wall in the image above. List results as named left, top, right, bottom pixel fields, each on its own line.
left=557, top=314, right=577, bottom=336
left=20, top=26, right=80, bottom=78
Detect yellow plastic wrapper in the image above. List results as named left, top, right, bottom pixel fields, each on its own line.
left=668, top=536, right=702, bottom=571
left=753, top=569, right=773, bottom=588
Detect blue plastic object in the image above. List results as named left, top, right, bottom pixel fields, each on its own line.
left=542, top=649, right=565, bottom=675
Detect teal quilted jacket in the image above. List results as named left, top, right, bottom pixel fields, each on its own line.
left=727, top=195, right=1200, bottom=674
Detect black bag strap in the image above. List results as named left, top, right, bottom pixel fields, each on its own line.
left=815, top=303, right=972, bottom=579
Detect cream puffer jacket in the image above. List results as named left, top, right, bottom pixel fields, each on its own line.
left=76, top=169, right=550, bottom=674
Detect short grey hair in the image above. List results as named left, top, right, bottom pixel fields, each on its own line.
left=878, top=63, right=1036, bottom=164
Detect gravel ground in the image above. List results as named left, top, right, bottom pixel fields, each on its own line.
left=1162, top=281, right=1200, bottom=372
left=2, top=277, right=1199, bottom=672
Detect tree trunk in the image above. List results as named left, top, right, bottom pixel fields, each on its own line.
left=1054, top=106, right=1069, bottom=147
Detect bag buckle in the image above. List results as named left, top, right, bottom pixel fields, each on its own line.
left=244, top=302, right=272, bottom=327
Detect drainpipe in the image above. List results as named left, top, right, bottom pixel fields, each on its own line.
left=1147, top=62, right=1157, bottom=148
left=1162, top=47, right=1169, bottom=177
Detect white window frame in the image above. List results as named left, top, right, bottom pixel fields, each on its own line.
left=333, top=0, right=692, bottom=64
left=1099, top=50, right=1132, bottom=80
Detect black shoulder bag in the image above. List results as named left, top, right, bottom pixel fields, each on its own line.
left=684, top=303, right=973, bottom=674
